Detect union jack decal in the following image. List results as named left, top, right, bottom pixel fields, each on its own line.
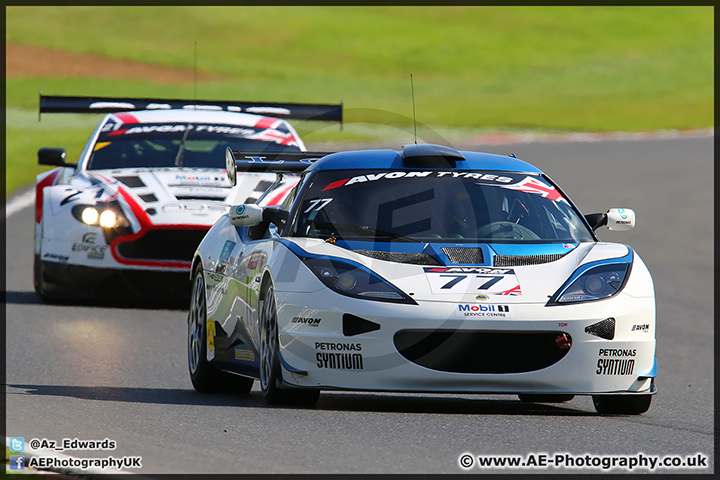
left=248, top=129, right=299, bottom=147
left=500, top=176, right=569, bottom=204
left=488, top=285, right=523, bottom=296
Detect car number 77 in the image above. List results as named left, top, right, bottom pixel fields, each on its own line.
left=439, top=275, right=503, bottom=290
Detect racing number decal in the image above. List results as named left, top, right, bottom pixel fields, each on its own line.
left=304, top=198, right=333, bottom=213
left=438, top=275, right=503, bottom=290
left=425, top=268, right=522, bottom=295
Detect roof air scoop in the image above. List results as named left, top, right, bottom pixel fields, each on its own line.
left=401, top=144, right=465, bottom=167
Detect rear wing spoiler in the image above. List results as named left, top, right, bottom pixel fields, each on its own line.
left=38, top=93, right=343, bottom=123
left=225, top=147, right=334, bottom=186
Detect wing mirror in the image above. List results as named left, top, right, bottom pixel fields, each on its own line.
left=585, top=208, right=635, bottom=231
left=229, top=204, right=289, bottom=229
left=38, top=147, right=76, bottom=167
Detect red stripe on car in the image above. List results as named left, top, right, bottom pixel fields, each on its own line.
left=114, top=112, right=139, bottom=124
left=111, top=186, right=207, bottom=269
left=322, top=178, right=349, bottom=191
left=35, top=170, right=60, bottom=223
left=255, top=117, right=279, bottom=129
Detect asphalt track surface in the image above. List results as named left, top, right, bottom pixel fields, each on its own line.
left=5, top=137, right=713, bottom=475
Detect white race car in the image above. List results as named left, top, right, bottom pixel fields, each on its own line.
left=188, top=144, right=657, bottom=414
left=34, top=95, right=341, bottom=302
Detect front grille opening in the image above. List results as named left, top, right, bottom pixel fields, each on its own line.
left=494, top=253, right=568, bottom=267
left=394, top=329, right=571, bottom=374
left=353, top=250, right=442, bottom=266
left=117, top=229, right=209, bottom=261
left=442, top=247, right=484, bottom=264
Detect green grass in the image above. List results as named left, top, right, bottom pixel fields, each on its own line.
left=5, top=6, right=714, bottom=196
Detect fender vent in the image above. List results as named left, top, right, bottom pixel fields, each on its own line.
left=441, top=247, right=484, bottom=264
left=585, top=317, right=616, bottom=340
left=343, top=314, right=381, bottom=337
left=494, top=253, right=567, bottom=267
left=353, top=250, right=442, bottom=266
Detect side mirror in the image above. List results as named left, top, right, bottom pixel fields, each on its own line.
left=606, top=208, right=635, bottom=231
left=229, top=204, right=290, bottom=229
left=229, top=204, right=264, bottom=227
left=38, top=147, right=75, bottom=167
left=585, top=208, right=635, bottom=231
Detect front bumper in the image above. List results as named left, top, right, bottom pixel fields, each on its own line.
left=37, top=255, right=192, bottom=300
left=274, top=291, right=657, bottom=395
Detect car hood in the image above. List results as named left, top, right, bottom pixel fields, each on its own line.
left=286, top=238, right=631, bottom=304
left=75, top=168, right=296, bottom=226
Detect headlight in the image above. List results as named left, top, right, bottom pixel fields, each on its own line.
left=71, top=202, right=130, bottom=228
left=548, top=261, right=632, bottom=305
left=302, top=256, right=416, bottom=305
left=81, top=207, right=99, bottom=225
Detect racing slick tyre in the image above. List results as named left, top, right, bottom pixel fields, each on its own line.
left=518, top=394, right=575, bottom=403
left=259, top=282, right=320, bottom=407
left=592, top=394, right=652, bottom=415
left=188, top=269, right=254, bottom=394
left=33, top=254, right=51, bottom=303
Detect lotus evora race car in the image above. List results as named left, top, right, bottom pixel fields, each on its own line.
left=188, top=143, right=657, bottom=414
left=33, top=95, right=341, bottom=301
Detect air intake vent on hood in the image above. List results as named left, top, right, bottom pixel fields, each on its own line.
left=442, top=247, right=484, bottom=264
left=494, top=253, right=568, bottom=267
left=353, top=250, right=442, bottom=266
left=114, top=176, right=145, bottom=188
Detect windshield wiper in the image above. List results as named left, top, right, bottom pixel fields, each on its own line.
left=174, top=124, right=193, bottom=167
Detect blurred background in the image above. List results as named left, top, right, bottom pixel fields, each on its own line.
left=5, top=6, right=713, bottom=195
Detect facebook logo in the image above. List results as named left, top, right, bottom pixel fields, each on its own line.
left=9, top=455, right=25, bottom=470
left=10, top=437, right=24, bottom=452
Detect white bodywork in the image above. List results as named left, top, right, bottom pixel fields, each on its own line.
left=197, top=219, right=656, bottom=395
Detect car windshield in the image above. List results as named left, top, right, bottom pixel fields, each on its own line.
left=291, top=169, right=594, bottom=243
left=87, top=122, right=301, bottom=170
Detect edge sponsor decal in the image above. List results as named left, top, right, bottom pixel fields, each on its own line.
left=596, top=348, right=636, bottom=376
left=315, top=342, right=363, bottom=370
left=235, top=349, right=255, bottom=362
left=456, top=304, right=514, bottom=319
left=631, top=324, right=650, bottom=333
left=43, top=252, right=69, bottom=263
left=291, top=317, right=321, bottom=327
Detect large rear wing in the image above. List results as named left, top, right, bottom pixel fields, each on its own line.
left=225, top=147, right=334, bottom=186
left=38, top=93, right=343, bottom=123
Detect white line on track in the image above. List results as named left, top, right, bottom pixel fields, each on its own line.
left=4, top=189, right=35, bottom=220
